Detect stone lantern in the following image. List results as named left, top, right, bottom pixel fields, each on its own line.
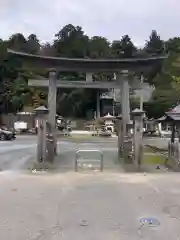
left=34, top=106, right=49, bottom=163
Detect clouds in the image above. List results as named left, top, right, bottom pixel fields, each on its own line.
left=0, top=0, right=180, bottom=46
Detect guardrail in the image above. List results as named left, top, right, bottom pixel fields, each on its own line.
left=75, top=149, right=103, bottom=172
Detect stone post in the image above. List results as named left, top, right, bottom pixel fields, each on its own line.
left=47, top=70, right=57, bottom=162
left=116, top=115, right=123, bottom=157
left=35, top=106, right=48, bottom=163
left=116, top=71, right=130, bottom=156
left=132, top=108, right=145, bottom=171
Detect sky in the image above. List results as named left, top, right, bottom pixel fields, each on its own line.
left=0, top=0, right=179, bottom=47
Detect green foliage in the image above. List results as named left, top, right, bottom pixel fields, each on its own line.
left=144, top=88, right=179, bottom=118
left=0, top=24, right=180, bottom=119
left=111, top=35, right=137, bottom=58
left=145, top=30, right=164, bottom=55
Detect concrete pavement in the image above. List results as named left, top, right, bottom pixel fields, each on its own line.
left=0, top=172, right=180, bottom=239
left=0, top=136, right=179, bottom=239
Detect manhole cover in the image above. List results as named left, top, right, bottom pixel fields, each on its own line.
left=140, top=217, right=160, bottom=227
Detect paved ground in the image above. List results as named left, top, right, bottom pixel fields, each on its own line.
left=0, top=136, right=37, bottom=171
left=1, top=172, right=180, bottom=239
left=0, top=135, right=178, bottom=239
left=0, top=135, right=170, bottom=172
left=0, top=135, right=121, bottom=172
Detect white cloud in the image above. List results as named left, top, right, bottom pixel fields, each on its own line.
left=0, top=0, right=180, bottom=46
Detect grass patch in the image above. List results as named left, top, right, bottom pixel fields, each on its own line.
left=143, top=153, right=167, bottom=164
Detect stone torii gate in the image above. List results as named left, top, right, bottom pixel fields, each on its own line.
left=7, top=49, right=166, bottom=163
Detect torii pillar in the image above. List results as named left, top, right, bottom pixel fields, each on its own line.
left=86, top=72, right=100, bottom=118
left=117, top=70, right=130, bottom=153
left=47, top=70, right=57, bottom=162
left=121, top=70, right=130, bottom=134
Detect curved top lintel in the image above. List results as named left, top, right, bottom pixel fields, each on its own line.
left=7, top=49, right=167, bottom=72
left=7, top=48, right=167, bottom=63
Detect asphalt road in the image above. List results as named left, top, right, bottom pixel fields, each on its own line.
left=0, top=135, right=170, bottom=172
left=143, top=137, right=169, bottom=150
left=0, top=135, right=119, bottom=172
left=0, top=136, right=37, bottom=171
left=0, top=136, right=179, bottom=239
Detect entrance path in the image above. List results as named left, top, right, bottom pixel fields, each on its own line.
left=55, top=140, right=121, bottom=172
left=0, top=171, right=180, bottom=239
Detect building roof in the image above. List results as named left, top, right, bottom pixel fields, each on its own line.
left=104, top=113, right=114, bottom=118
left=100, top=113, right=115, bottom=120
left=157, top=104, right=180, bottom=122
left=167, top=104, right=180, bottom=114
left=157, top=116, right=167, bottom=122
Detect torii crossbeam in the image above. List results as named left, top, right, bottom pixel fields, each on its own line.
left=28, top=78, right=146, bottom=89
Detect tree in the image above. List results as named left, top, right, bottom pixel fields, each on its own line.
left=111, top=35, right=137, bottom=58
left=120, top=35, right=137, bottom=58
left=166, top=37, right=180, bottom=54
left=1, top=25, right=180, bottom=119
left=26, top=34, right=40, bottom=54
left=144, top=88, right=179, bottom=119
left=143, top=31, right=166, bottom=86
left=145, top=30, right=164, bottom=55
left=8, top=33, right=27, bottom=52
left=40, top=43, right=56, bottom=56
left=54, top=24, right=89, bottom=58
left=88, top=36, right=110, bottom=58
